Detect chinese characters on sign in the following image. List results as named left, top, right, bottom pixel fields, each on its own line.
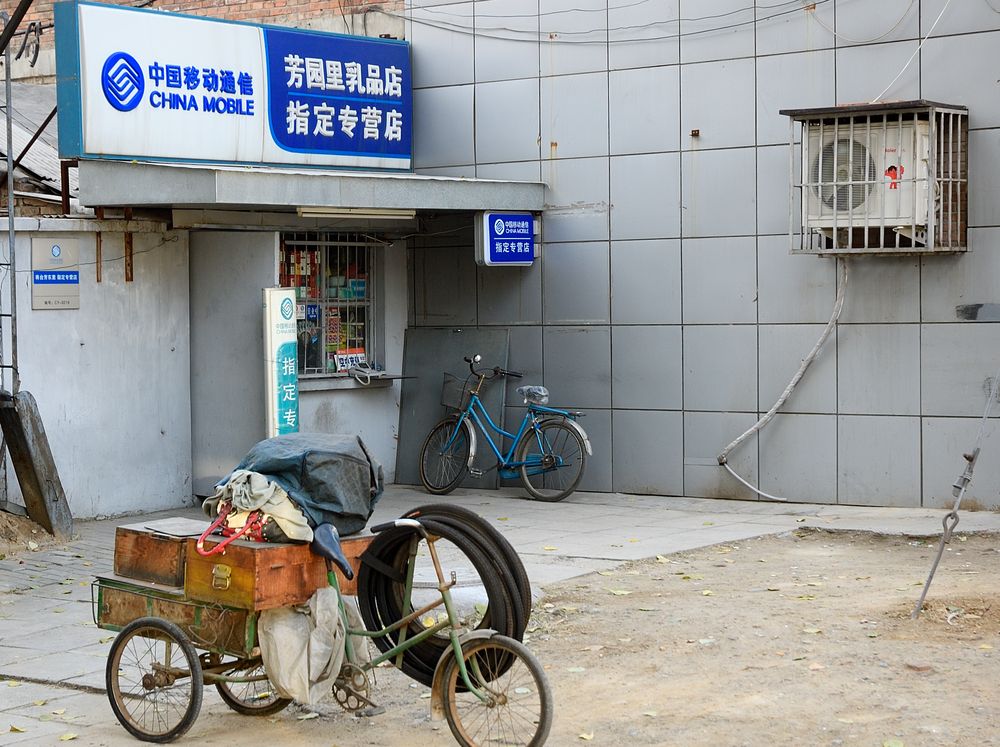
left=264, top=288, right=300, bottom=437
left=32, top=238, right=80, bottom=310
left=145, top=60, right=255, bottom=115
left=265, top=27, right=412, bottom=160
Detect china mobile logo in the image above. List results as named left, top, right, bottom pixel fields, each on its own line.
left=493, top=218, right=506, bottom=236
left=101, top=52, right=144, bottom=112
left=280, top=297, right=294, bottom=320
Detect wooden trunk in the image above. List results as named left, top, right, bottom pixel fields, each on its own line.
left=185, top=538, right=329, bottom=611
left=95, top=576, right=254, bottom=656
left=114, top=519, right=208, bottom=587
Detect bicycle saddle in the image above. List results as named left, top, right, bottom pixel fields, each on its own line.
left=311, top=523, right=354, bottom=581
left=517, top=385, right=549, bottom=405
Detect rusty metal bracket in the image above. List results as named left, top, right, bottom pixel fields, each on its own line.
left=60, top=158, right=77, bottom=215
left=124, top=231, right=133, bottom=282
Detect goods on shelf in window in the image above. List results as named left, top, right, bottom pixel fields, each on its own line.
left=280, top=248, right=320, bottom=299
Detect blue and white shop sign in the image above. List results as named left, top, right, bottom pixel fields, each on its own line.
left=474, top=212, right=537, bottom=267
left=31, top=238, right=80, bottom=310
left=263, top=288, right=299, bottom=437
left=55, top=0, right=412, bottom=170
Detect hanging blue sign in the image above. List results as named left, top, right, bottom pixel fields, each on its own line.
left=477, top=212, right=535, bottom=266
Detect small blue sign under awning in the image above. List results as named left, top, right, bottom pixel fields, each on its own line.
left=475, top=211, right=537, bottom=267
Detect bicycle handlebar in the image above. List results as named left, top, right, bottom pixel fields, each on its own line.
left=464, top=354, right=522, bottom=379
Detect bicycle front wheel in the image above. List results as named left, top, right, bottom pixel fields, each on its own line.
left=516, top=420, right=586, bottom=502
left=419, top=417, right=471, bottom=495
left=443, top=635, right=553, bottom=747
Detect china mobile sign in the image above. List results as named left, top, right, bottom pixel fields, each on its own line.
left=55, top=1, right=412, bottom=170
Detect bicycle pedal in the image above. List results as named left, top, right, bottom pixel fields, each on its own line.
left=468, top=468, right=484, bottom=478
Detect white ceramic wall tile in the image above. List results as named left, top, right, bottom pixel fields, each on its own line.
left=838, top=256, right=921, bottom=323
left=413, top=85, right=475, bottom=168
left=756, top=144, right=801, bottom=237
left=610, top=153, right=681, bottom=240
left=757, top=236, right=838, bottom=323
left=681, top=236, right=757, bottom=324
left=834, top=40, right=920, bottom=105
left=921, top=229, right=1000, bottom=323
left=609, top=66, right=680, bottom=155
left=475, top=79, right=540, bottom=164
left=473, top=0, right=540, bottom=83
left=409, top=2, right=475, bottom=88
left=921, top=323, right=1000, bottom=417
left=611, top=239, right=682, bottom=324
left=755, top=2, right=835, bottom=56
left=834, top=0, right=920, bottom=47
left=477, top=261, right=542, bottom=325
left=542, top=326, right=612, bottom=408
left=542, top=241, right=611, bottom=324
left=921, top=417, right=1000, bottom=509
left=966, top=129, right=1000, bottom=229
left=921, top=0, right=1000, bottom=36
left=539, top=0, right=609, bottom=77
left=541, top=72, right=610, bottom=160
left=608, top=1, right=680, bottom=71
left=684, top=411, right=759, bottom=500
left=759, top=413, right=837, bottom=504
left=541, top=157, right=611, bottom=243
left=683, top=325, right=758, bottom=412
left=838, top=415, right=921, bottom=507
left=680, top=58, right=755, bottom=150
left=681, top=147, right=757, bottom=238
left=679, top=0, right=755, bottom=64
left=611, top=326, right=683, bottom=410
left=759, top=324, right=837, bottom=414
left=837, top=324, right=920, bottom=415
left=613, top=410, right=684, bottom=495
left=475, top=160, right=542, bottom=182
left=756, top=49, right=836, bottom=146
left=922, top=32, right=1000, bottom=130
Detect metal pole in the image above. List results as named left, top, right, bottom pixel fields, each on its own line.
left=4, top=18, right=16, bottom=394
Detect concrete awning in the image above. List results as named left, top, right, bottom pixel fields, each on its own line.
left=76, top=159, right=544, bottom=213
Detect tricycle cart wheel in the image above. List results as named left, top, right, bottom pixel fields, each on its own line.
left=208, top=655, right=291, bottom=716
left=106, top=617, right=203, bottom=743
left=443, top=635, right=552, bottom=747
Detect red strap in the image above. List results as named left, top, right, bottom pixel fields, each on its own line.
left=196, top=502, right=255, bottom=557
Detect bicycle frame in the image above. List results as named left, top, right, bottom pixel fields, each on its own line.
left=444, top=390, right=578, bottom=470
left=326, top=531, right=493, bottom=704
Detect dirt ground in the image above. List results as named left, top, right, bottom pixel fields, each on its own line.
left=197, top=528, right=1000, bottom=747
left=0, top=511, right=53, bottom=557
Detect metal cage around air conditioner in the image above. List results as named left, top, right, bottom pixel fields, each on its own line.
left=781, top=100, right=969, bottom=256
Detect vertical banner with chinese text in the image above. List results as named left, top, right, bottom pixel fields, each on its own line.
left=263, top=288, right=299, bottom=437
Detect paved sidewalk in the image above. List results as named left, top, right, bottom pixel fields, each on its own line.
left=2, top=485, right=999, bottom=744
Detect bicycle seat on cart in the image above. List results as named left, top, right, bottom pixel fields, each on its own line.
left=517, top=385, right=549, bottom=405
left=311, top=523, right=355, bottom=580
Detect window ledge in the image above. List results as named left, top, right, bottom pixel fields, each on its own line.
left=298, top=374, right=397, bottom=392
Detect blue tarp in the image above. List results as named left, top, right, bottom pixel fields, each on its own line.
left=227, top=433, right=383, bottom=536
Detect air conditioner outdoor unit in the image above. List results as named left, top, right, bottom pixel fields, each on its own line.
left=805, top=120, right=929, bottom=229
left=782, top=101, right=968, bottom=255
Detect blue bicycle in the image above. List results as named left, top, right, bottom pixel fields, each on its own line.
left=419, top=354, right=591, bottom=502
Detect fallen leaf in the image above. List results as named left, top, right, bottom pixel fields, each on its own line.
left=59, top=734, right=77, bottom=742
left=100, top=636, right=115, bottom=644
left=608, top=589, right=631, bottom=596
left=579, top=733, right=594, bottom=741
left=543, top=546, right=558, bottom=551
left=514, top=687, right=532, bottom=695
left=655, top=555, right=668, bottom=564
left=9, top=725, right=26, bottom=733
left=579, top=645, right=604, bottom=652
left=809, top=662, right=825, bottom=670
left=883, top=740, right=905, bottom=747
left=643, top=711, right=657, bottom=717
left=597, top=571, right=616, bottom=576
left=27, top=541, right=38, bottom=551
left=6, top=681, right=20, bottom=688
left=296, top=712, right=319, bottom=721
left=701, top=590, right=714, bottom=596
left=628, top=538, right=640, bottom=543
left=868, top=632, right=879, bottom=638
left=566, top=666, right=586, bottom=673
left=802, top=628, right=822, bottom=635
left=702, top=521, right=714, bottom=526
left=905, top=663, right=933, bottom=673
left=638, top=607, right=656, bottom=612
left=420, top=692, right=431, bottom=699
left=497, top=517, right=509, bottom=521
left=796, top=595, right=816, bottom=601
left=51, top=709, right=66, bottom=716
left=32, top=700, right=46, bottom=707
left=979, top=644, right=993, bottom=651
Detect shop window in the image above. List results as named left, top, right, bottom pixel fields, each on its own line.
left=279, top=232, right=382, bottom=376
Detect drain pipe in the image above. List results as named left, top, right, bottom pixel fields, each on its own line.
left=717, top=257, right=849, bottom=500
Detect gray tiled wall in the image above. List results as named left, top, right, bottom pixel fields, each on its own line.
left=407, top=0, right=1000, bottom=507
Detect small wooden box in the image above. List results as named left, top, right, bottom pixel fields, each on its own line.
left=114, top=518, right=209, bottom=587
left=185, top=538, right=329, bottom=611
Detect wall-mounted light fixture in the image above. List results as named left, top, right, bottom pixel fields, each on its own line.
left=296, top=206, right=417, bottom=220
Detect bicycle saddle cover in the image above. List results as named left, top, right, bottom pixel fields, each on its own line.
left=311, top=523, right=354, bottom=580
left=517, top=385, right=549, bottom=405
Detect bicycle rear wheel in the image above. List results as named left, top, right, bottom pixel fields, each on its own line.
left=419, top=417, right=471, bottom=495
left=443, top=635, right=553, bottom=747
left=516, top=420, right=586, bottom=502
